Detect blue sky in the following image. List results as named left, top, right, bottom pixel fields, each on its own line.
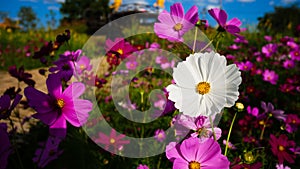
left=0, top=0, right=298, bottom=28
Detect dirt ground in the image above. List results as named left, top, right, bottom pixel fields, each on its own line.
left=0, top=68, right=47, bottom=132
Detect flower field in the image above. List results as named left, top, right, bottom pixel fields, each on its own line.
left=0, top=2, right=299, bottom=169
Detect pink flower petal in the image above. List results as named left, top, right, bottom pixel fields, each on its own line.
left=227, top=18, right=242, bottom=27
left=157, top=11, right=175, bottom=25
left=184, top=5, right=199, bottom=24
left=166, top=142, right=182, bottom=162
left=180, top=137, right=201, bottom=162
left=170, top=3, right=184, bottom=20
left=63, top=82, right=86, bottom=99
left=173, top=158, right=189, bottom=169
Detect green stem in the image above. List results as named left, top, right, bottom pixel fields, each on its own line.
left=192, top=27, right=198, bottom=53
left=225, top=112, right=237, bottom=156
left=199, top=32, right=221, bottom=53
left=259, top=117, right=269, bottom=140
left=209, top=116, right=217, bottom=141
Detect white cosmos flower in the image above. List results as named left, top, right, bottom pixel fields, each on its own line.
left=166, top=51, right=242, bottom=117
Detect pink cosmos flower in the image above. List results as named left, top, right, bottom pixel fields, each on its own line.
left=228, top=44, right=240, bottom=50
left=126, top=60, right=138, bottom=70
left=290, top=50, right=300, bottom=61
left=276, top=163, right=291, bottom=169
left=105, top=38, right=136, bottom=67
left=234, top=37, right=248, bottom=44
left=283, top=59, right=295, bottom=69
left=208, top=8, right=243, bottom=38
left=269, top=134, right=296, bottom=164
left=176, top=114, right=222, bottom=141
left=137, top=164, right=149, bottom=169
left=262, top=69, right=279, bottom=85
left=166, top=137, right=230, bottom=169
left=75, top=56, right=92, bottom=75
left=154, top=129, right=166, bottom=142
left=25, top=74, right=93, bottom=138
left=264, top=35, right=272, bottom=42
left=262, top=43, right=277, bottom=58
left=279, top=84, right=295, bottom=93
left=94, top=128, right=130, bottom=153
left=154, top=3, right=198, bottom=42
left=155, top=55, right=175, bottom=69
left=286, top=41, right=299, bottom=50
left=237, top=61, right=253, bottom=71
left=33, top=136, right=63, bottom=168
left=285, top=114, right=300, bottom=133
left=247, top=105, right=259, bottom=117
left=222, top=140, right=236, bottom=150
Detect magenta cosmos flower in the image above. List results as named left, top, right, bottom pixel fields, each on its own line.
left=154, top=129, right=166, bottom=142
left=75, top=55, right=92, bottom=75
left=262, top=43, right=277, bottom=58
left=269, top=134, right=296, bottom=164
left=154, top=3, right=198, bottom=42
left=285, top=114, right=300, bottom=133
left=137, top=164, right=149, bottom=169
left=237, top=61, right=253, bottom=71
left=94, top=128, right=130, bottom=153
left=166, top=137, right=230, bottom=169
left=24, top=74, right=93, bottom=137
left=262, top=69, right=279, bottom=85
left=208, top=8, right=243, bottom=38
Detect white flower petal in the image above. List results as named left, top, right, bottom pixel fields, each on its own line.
left=173, top=59, right=199, bottom=89
left=167, top=51, right=242, bottom=117
left=225, top=64, right=242, bottom=107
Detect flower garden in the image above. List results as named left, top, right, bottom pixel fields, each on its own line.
left=0, top=2, right=299, bottom=169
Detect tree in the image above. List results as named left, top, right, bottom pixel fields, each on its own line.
left=46, top=10, right=57, bottom=29
left=257, top=4, right=300, bottom=36
left=59, top=0, right=111, bottom=34
left=17, top=6, right=38, bottom=31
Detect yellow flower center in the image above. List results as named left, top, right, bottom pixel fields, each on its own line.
left=235, top=102, right=244, bottom=110
left=80, top=64, right=85, bottom=70
left=173, top=23, right=183, bottom=31
left=278, top=145, right=285, bottom=151
left=57, top=99, right=65, bottom=108
left=110, top=138, right=116, bottom=144
left=244, top=152, right=254, bottom=162
left=196, top=82, right=210, bottom=95
left=189, top=161, right=200, bottom=169
left=117, top=49, right=123, bottom=55
left=259, top=120, right=265, bottom=125
left=292, top=120, right=296, bottom=124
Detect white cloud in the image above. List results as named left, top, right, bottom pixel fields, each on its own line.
left=206, top=4, right=221, bottom=10
left=237, top=0, right=256, bottom=2
left=208, top=0, right=219, bottom=4
left=47, top=6, right=59, bottom=11
left=269, top=0, right=274, bottom=5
